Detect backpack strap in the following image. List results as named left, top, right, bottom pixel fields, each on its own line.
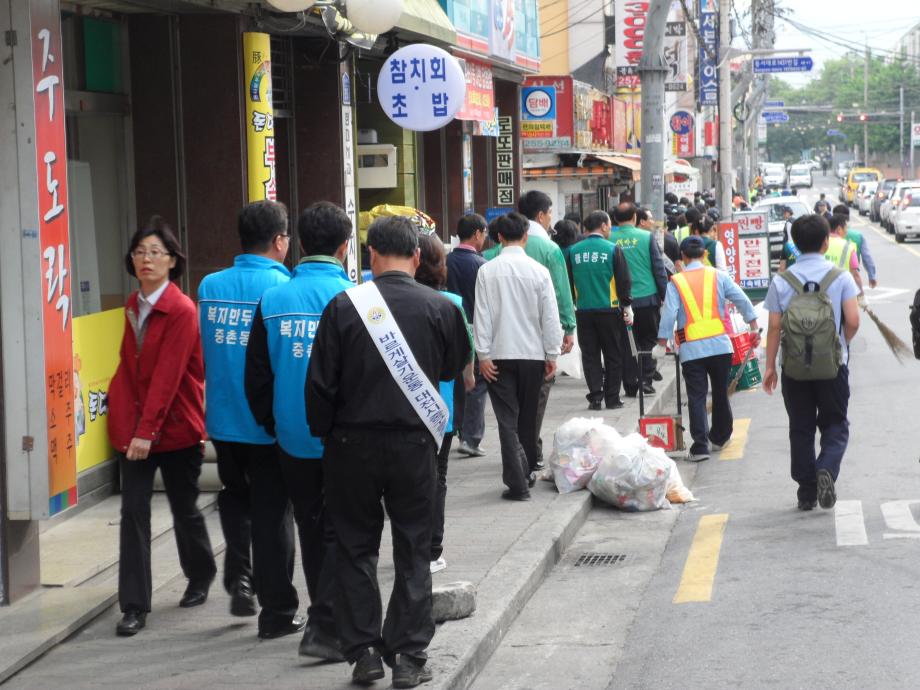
left=818, top=267, right=843, bottom=293
left=778, top=270, right=806, bottom=294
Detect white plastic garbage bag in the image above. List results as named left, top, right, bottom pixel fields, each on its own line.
left=665, top=460, right=696, bottom=504
left=588, top=433, right=672, bottom=511
left=556, top=333, right=583, bottom=379
left=549, top=417, right=621, bottom=493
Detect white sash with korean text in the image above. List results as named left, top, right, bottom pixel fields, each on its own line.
left=346, top=281, right=448, bottom=446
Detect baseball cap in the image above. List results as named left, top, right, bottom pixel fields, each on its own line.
left=679, top=236, right=706, bottom=254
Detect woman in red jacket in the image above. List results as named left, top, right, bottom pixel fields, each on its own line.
left=108, top=217, right=216, bottom=636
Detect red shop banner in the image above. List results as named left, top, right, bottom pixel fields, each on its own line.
left=456, top=58, right=495, bottom=123
left=31, top=0, right=77, bottom=511
left=719, top=221, right=741, bottom=285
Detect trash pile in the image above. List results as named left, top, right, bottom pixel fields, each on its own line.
left=549, top=417, right=695, bottom=511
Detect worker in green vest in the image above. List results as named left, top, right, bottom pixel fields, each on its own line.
left=674, top=206, right=700, bottom=245
left=609, top=202, right=669, bottom=396
left=833, top=204, right=878, bottom=288
left=826, top=214, right=863, bottom=294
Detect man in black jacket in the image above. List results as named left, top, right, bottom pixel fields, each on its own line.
left=306, top=216, right=470, bottom=689
left=447, top=213, right=488, bottom=457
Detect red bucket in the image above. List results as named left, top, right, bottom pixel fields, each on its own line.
left=730, top=332, right=754, bottom=366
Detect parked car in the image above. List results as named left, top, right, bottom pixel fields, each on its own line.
left=799, top=159, right=820, bottom=171
left=856, top=181, right=878, bottom=216
left=881, top=181, right=913, bottom=231
left=836, top=160, right=854, bottom=182
left=870, top=178, right=899, bottom=223
left=752, top=197, right=809, bottom=261
left=788, top=164, right=813, bottom=189
left=843, top=167, right=882, bottom=205
left=761, top=163, right=787, bottom=189
left=894, top=187, right=920, bottom=243
left=888, top=180, right=919, bottom=234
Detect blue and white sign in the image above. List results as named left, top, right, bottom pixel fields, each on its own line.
left=521, top=86, right=556, bottom=121
left=377, top=44, right=467, bottom=132
left=698, top=0, right=718, bottom=107
left=753, top=56, right=813, bottom=74
left=764, top=99, right=784, bottom=109
left=762, top=111, right=789, bottom=123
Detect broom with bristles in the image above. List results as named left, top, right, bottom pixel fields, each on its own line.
left=861, top=301, right=912, bottom=363
left=706, top=338, right=759, bottom=413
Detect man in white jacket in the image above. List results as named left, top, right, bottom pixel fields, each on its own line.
left=474, top=212, right=562, bottom=501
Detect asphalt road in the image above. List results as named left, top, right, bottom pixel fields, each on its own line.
left=474, top=175, right=920, bottom=690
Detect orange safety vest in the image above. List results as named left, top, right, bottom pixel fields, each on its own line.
left=671, top=266, right=726, bottom=342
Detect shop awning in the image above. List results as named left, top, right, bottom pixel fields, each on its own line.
left=524, top=165, right=616, bottom=179
left=664, top=159, right=699, bottom=176
left=592, top=154, right=642, bottom=181
left=395, top=0, right=457, bottom=46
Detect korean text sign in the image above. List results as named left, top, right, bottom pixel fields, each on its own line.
left=455, top=58, right=495, bottom=122
left=31, top=1, right=77, bottom=514
left=718, top=222, right=740, bottom=284
left=733, top=211, right=771, bottom=289
left=378, top=44, right=466, bottom=132
left=243, top=33, right=276, bottom=202
left=698, top=0, right=718, bottom=107
left=615, top=0, right=649, bottom=90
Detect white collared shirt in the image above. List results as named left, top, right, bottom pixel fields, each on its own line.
left=137, top=280, right=170, bottom=330
left=527, top=219, right=551, bottom=240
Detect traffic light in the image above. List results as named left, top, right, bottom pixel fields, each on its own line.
left=859, top=113, right=868, bottom=122
left=836, top=114, right=844, bottom=122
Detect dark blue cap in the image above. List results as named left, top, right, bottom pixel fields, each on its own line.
left=680, top=236, right=706, bottom=254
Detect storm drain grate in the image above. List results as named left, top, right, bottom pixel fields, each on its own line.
left=574, top=552, right=628, bottom=567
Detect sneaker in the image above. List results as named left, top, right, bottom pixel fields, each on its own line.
left=687, top=453, right=711, bottom=463
left=797, top=499, right=817, bottom=511
left=299, top=624, right=345, bottom=662
left=588, top=400, right=602, bottom=411
left=352, top=647, right=385, bottom=685
left=710, top=439, right=730, bottom=452
left=641, top=382, right=656, bottom=395
left=392, top=654, right=433, bottom=689
left=457, top=441, right=486, bottom=457
left=817, top=469, right=837, bottom=509
left=652, top=370, right=663, bottom=382
left=429, top=557, right=447, bottom=574
left=501, top=489, right=531, bottom=501
left=606, top=399, right=625, bottom=410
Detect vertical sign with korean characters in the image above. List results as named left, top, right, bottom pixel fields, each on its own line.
left=341, top=65, right=359, bottom=283
left=31, top=1, right=77, bottom=514
left=698, top=0, right=718, bottom=107
left=243, top=33, right=276, bottom=202
left=719, top=221, right=740, bottom=284
left=733, top=211, right=771, bottom=289
left=496, top=116, right=515, bottom=206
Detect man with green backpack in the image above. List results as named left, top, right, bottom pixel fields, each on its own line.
left=763, top=214, right=861, bottom=511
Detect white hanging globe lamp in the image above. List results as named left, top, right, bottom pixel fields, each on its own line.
left=346, top=0, right=404, bottom=35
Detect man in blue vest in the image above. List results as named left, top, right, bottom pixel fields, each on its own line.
left=197, top=201, right=295, bottom=630
left=245, top=201, right=354, bottom=661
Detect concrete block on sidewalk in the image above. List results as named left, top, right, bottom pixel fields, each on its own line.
left=433, top=581, right=477, bottom=622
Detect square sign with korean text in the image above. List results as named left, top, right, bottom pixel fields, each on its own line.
left=733, top=211, right=771, bottom=289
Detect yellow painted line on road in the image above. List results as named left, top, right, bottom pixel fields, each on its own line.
left=719, top=418, right=751, bottom=461
left=673, top=513, right=729, bottom=604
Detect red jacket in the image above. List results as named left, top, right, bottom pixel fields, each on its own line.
left=108, top=282, right=205, bottom=454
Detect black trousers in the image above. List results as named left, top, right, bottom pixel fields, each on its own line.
left=615, top=317, right=640, bottom=396
left=487, top=360, right=544, bottom=494
left=534, top=374, right=554, bottom=466
left=781, top=366, right=850, bottom=502
left=119, top=446, right=216, bottom=613
left=324, top=427, right=437, bottom=665
left=632, top=305, right=661, bottom=384
left=577, top=310, right=624, bottom=405
left=431, top=431, right=455, bottom=561
left=278, top=449, right=337, bottom=636
left=212, top=440, right=274, bottom=593
left=212, top=440, right=298, bottom=628
left=681, top=353, right=733, bottom=455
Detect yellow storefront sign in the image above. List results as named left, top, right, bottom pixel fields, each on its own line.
left=72, top=308, right=124, bottom=472
left=243, top=32, right=276, bottom=202
left=521, top=120, right=553, bottom=139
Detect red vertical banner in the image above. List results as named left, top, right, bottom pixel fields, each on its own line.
left=31, top=1, right=77, bottom=514
left=719, top=221, right=740, bottom=285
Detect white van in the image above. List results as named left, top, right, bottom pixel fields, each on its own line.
left=788, top=164, right=812, bottom=189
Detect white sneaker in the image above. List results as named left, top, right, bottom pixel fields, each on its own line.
left=687, top=453, right=711, bottom=462
left=711, top=439, right=730, bottom=451
left=457, top=441, right=486, bottom=457
left=430, top=557, right=447, bottom=574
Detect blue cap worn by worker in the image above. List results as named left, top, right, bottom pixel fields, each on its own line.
left=679, top=235, right=705, bottom=255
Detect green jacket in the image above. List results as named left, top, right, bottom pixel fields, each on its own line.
left=609, top=225, right=668, bottom=306
left=846, top=229, right=863, bottom=258
left=484, top=236, right=577, bottom=335
left=568, top=235, right=632, bottom=310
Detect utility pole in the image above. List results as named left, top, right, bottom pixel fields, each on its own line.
left=718, top=0, right=732, bottom=216
left=863, top=39, right=869, bottom=164
left=638, top=0, right=669, bottom=225
left=899, top=84, right=905, bottom=175
left=912, top=111, right=916, bottom=178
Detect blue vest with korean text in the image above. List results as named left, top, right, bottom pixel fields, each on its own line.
left=260, top=259, right=352, bottom=459
left=198, top=254, right=291, bottom=444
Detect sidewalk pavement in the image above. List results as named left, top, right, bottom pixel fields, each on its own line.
left=2, top=367, right=679, bottom=690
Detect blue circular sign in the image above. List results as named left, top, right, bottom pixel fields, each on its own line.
left=670, top=110, right=694, bottom=135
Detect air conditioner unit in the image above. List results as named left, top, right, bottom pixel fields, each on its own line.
left=358, top=144, right=398, bottom=189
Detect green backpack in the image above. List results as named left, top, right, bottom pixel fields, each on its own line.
left=779, top=267, right=843, bottom=381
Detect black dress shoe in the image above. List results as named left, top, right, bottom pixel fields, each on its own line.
left=588, top=400, right=602, bottom=411
left=352, top=647, right=385, bottom=684
left=116, top=609, right=146, bottom=637
left=527, top=472, right=537, bottom=489
left=797, top=499, right=817, bottom=511
left=641, top=382, right=656, bottom=395
left=258, top=614, right=307, bottom=639
left=392, top=654, right=434, bottom=688
left=229, top=576, right=257, bottom=617
left=606, top=399, right=624, bottom=410
left=624, top=389, right=639, bottom=398
left=299, top=624, right=346, bottom=662
left=179, top=580, right=211, bottom=608
left=501, top=489, right=531, bottom=501
left=652, top=370, right=663, bottom=382
left=533, top=461, right=545, bottom=471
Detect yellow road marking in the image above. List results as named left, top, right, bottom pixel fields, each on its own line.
left=854, top=216, right=920, bottom=259
left=719, top=418, right=751, bottom=461
left=673, top=513, right=729, bottom=604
